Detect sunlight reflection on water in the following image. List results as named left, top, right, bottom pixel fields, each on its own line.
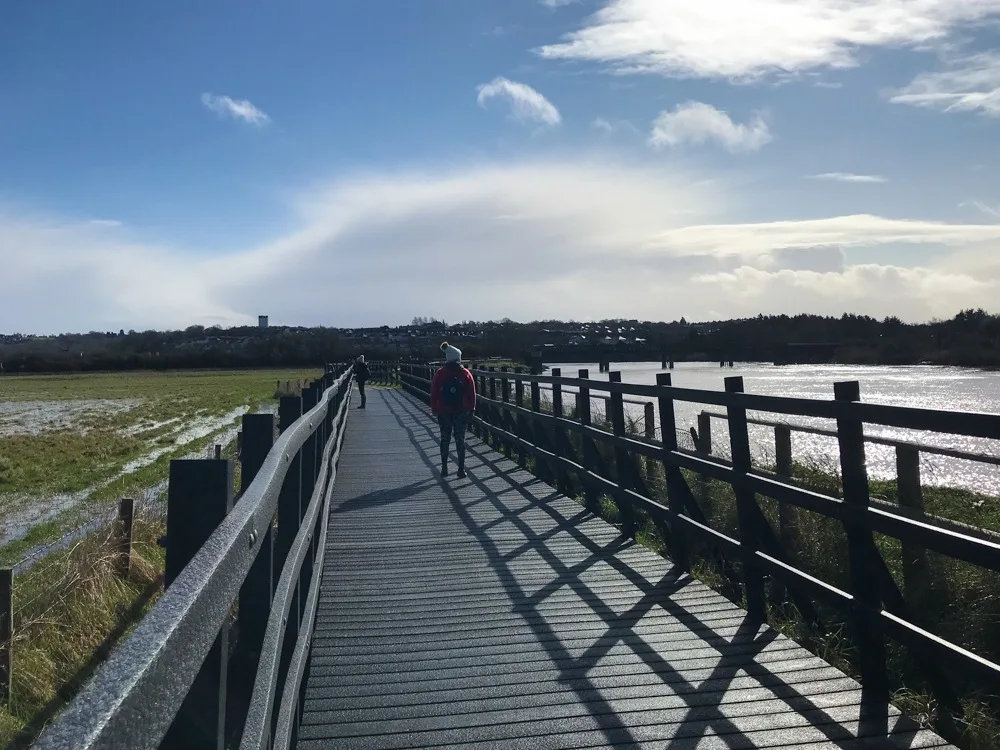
left=546, top=361, right=1000, bottom=496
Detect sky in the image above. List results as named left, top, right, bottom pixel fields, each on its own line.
left=2, top=0, right=1000, bottom=334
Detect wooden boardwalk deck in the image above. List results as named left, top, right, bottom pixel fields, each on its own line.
left=299, top=387, right=953, bottom=749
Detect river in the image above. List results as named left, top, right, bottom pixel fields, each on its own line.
left=543, top=362, right=1000, bottom=497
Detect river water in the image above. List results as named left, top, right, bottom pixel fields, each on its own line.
left=544, top=362, right=1000, bottom=497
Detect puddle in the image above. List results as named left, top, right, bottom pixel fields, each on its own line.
left=120, top=416, right=182, bottom=437
left=3, top=403, right=278, bottom=571
left=0, top=399, right=143, bottom=437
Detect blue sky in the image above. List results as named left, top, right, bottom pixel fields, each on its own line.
left=2, top=0, right=1000, bottom=333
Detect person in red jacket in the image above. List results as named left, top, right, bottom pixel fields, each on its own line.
left=430, top=342, right=477, bottom=478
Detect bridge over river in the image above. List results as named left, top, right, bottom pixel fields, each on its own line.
left=33, top=361, right=1000, bottom=749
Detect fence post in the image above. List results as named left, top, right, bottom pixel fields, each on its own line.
left=896, top=445, right=930, bottom=608
left=643, top=402, right=655, bottom=482
left=114, top=498, right=135, bottom=579
left=608, top=372, right=637, bottom=534
left=697, top=411, right=712, bottom=454
left=724, top=377, right=767, bottom=624
left=514, top=368, right=527, bottom=468
left=0, top=569, right=10, bottom=706
left=274, top=396, right=303, bottom=713
left=551, top=369, right=570, bottom=495
left=233, top=413, right=276, bottom=716
left=656, top=373, right=688, bottom=572
left=578, top=369, right=600, bottom=513
left=774, top=425, right=794, bottom=553
left=163, top=458, right=234, bottom=750
left=835, top=380, right=888, bottom=736
left=500, top=367, right=513, bottom=459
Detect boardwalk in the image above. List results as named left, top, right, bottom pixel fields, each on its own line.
left=299, top=386, right=953, bottom=749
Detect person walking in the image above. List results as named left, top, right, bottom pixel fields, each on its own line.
left=430, top=342, right=476, bottom=478
left=355, top=355, right=370, bottom=409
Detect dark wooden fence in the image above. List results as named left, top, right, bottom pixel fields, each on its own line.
left=399, top=362, right=1000, bottom=739
left=34, top=363, right=355, bottom=750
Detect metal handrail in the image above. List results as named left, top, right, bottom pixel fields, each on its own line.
left=241, top=376, right=352, bottom=749
left=33, top=367, right=354, bottom=750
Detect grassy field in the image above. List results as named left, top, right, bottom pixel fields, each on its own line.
left=0, top=368, right=321, bottom=564
left=0, top=368, right=326, bottom=747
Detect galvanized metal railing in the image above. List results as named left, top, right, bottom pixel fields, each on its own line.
left=34, top=363, right=355, bottom=750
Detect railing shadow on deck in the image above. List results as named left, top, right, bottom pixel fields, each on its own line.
left=396, top=359, right=1000, bottom=744
left=379, top=388, right=929, bottom=749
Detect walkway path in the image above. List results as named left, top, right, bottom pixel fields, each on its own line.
left=298, top=387, right=952, bottom=749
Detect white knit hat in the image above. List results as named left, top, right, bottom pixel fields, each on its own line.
left=440, top=341, right=462, bottom=363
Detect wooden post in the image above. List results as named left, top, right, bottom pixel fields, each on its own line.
left=897, top=445, right=930, bottom=607
left=514, top=368, right=527, bottom=468
left=163, top=458, right=234, bottom=749
left=608, top=372, right=637, bottom=533
left=114, top=498, right=135, bottom=579
left=214, top=444, right=222, bottom=460
left=275, top=396, right=303, bottom=700
left=0, top=569, right=10, bottom=706
left=697, top=411, right=712, bottom=454
left=724, top=377, right=767, bottom=624
left=551, top=369, right=570, bottom=495
left=643, top=401, right=655, bottom=481
left=775, top=425, right=793, bottom=554
left=298, top=387, right=319, bottom=624
left=834, top=380, right=888, bottom=736
left=578, top=369, right=599, bottom=513
left=656, top=373, right=688, bottom=572
left=233, top=413, right=276, bottom=712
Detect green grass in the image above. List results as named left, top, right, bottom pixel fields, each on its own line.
left=0, top=369, right=321, bottom=559
left=0, top=508, right=167, bottom=748
left=495, top=412, right=1000, bottom=750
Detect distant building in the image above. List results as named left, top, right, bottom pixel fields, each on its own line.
left=259, top=315, right=269, bottom=329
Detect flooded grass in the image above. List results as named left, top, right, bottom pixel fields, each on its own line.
left=0, top=368, right=320, bottom=559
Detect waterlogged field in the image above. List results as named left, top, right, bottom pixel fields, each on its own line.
left=0, top=368, right=320, bottom=563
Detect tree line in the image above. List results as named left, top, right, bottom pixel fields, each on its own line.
left=1, top=310, right=998, bottom=374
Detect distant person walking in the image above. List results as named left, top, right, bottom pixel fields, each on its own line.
left=431, top=342, right=476, bottom=478
left=355, top=355, right=370, bottom=409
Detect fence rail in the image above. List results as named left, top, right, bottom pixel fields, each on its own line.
left=33, top=362, right=355, bottom=750
left=399, top=362, right=1000, bottom=739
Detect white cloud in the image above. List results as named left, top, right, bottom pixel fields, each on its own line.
left=649, top=102, right=771, bottom=152
left=536, top=0, right=1000, bottom=81
left=592, top=117, right=614, bottom=133
left=806, top=173, right=887, bottom=183
left=200, top=92, right=270, bottom=126
left=891, top=52, right=1000, bottom=116
left=476, top=78, right=562, bottom=126
left=691, top=264, right=998, bottom=321
left=541, top=0, right=577, bottom=6
left=4, top=162, right=1000, bottom=332
left=648, top=214, right=1000, bottom=260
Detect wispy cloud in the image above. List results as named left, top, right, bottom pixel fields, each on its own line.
left=536, top=0, right=1000, bottom=81
left=476, top=77, right=562, bottom=126
left=891, top=52, right=1000, bottom=116
left=806, top=172, right=887, bottom=183
left=200, top=92, right=270, bottom=126
left=648, top=215, right=1000, bottom=259
left=87, top=219, right=123, bottom=227
left=649, top=102, right=771, bottom=152
left=541, top=0, right=577, bottom=6
left=961, top=200, right=1000, bottom=219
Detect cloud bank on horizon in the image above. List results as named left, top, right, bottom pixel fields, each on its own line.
left=2, top=0, right=1000, bottom=333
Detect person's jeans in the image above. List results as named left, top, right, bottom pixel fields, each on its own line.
left=438, top=410, right=470, bottom=468
left=358, top=380, right=366, bottom=407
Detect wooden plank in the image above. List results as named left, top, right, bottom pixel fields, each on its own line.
left=300, top=388, right=954, bottom=750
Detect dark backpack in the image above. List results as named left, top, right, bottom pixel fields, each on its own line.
left=441, top=372, right=465, bottom=408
